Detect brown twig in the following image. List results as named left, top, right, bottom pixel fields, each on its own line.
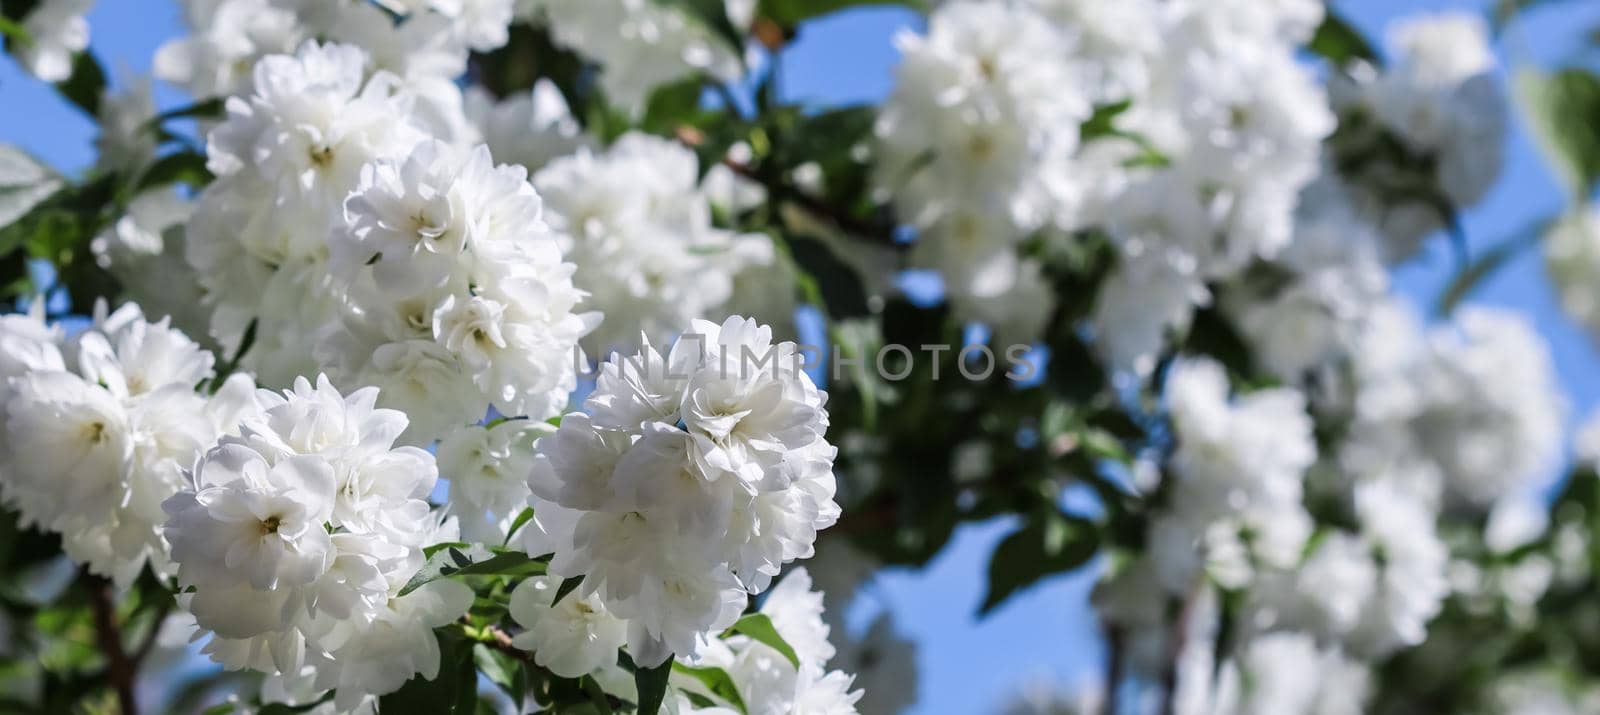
left=461, top=617, right=534, bottom=662
left=1103, top=624, right=1124, bottom=715
left=719, top=157, right=899, bottom=243
left=86, top=572, right=138, bottom=715
left=130, top=596, right=174, bottom=666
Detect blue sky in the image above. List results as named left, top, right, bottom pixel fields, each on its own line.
left=3, top=1, right=1599, bottom=713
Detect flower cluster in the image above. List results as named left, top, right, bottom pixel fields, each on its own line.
left=522, top=316, right=840, bottom=665
left=877, top=0, right=1335, bottom=371
left=8, top=0, right=91, bottom=82
left=522, top=0, right=749, bottom=111
left=1220, top=179, right=1390, bottom=381
left=0, top=0, right=1574, bottom=711
left=156, top=0, right=511, bottom=107
left=1328, top=11, right=1507, bottom=261
left=1335, top=302, right=1565, bottom=511
left=1085, top=0, right=1335, bottom=375
left=0, top=301, right=250, bottom=586
left=436, top=418, right=549, bottom=543
left=188, top=41, right=595, bottom=444
left=509, top=567, right=862, bottom=713
left=162, top=375, right=469, bottom=711
left=187, top=41, right=430, bottom=386
left=326, top=137, right=597, bottom=439
left=874, top=0, right=1087, bottom=343
left=1092, top=356, right=1321, bottom=654
left=534, top=133, right=784, bottom=353
left=1546, top=203, right=1600, bottom=340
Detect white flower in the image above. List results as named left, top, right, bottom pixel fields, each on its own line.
left=1546, top=205, right=1600, bottom=340
left=155, top=0, right=304, bottom=98
left=534, top=133, right=759, bottom=353
left=0, top=301, right=64, bottom=394
left=1166, top=357, right=1315, bottom=523
left=523, top=316, right=839, bottom=665
left=185, top=41, right=431, bottom=387
left=439, top=419, right=551, bottom=542
left=875, top=1, right=1088, bottom=234
left=330, top=139, right=596, bottom=431
left=5, top=369, right=131, bottom=532
left=92, top=190, right=211, bottom=341
left=526, top=0, right=744, bottom=110
left=465, top=80, right=592, bottom=173
left=165, top=444, right=337, bottom=602
left=1413, top=307, right=1565, bottom=508
left=0, top=303, right=235, bottom=585
left=312, top=579, right=475, bottom=713
left=1332, top=11, right=1506, bottom=261
left=434, top=0, right=516, bottom=52
left=1345, top=481, right=1449, bottom=658
left=788, top=665, right=863, bottom=715
left=1222, top=633, right=1369, bottom=715
left=95, top=74, right=159, bottom=173
left=508, top=575, right=628, bottom=678
left=13, top=0, right=93, bottom=83
left=1023, top=0, right=1160, bottom=102
left=1577, top=409, right=1600, bottom=469
left=684, top=567, right=861, bottom=715
left=163, top=374, right=459, bottom=703
left=1225, top=181, right=1389, bottom=381
left=1261, top=532, right=1376, bottom=640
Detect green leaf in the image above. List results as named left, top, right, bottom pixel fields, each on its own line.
left=581, top=675, right=616, bottom=715
left=1080, top=101, right=1132, bottom=142
left=659, top=0, right=746, bottom=59
left=136, top=151, right=213, bottom=192
left=1516, top=66, right=1600, bottom=197
left=0, top=14, right=28, bottom=45
left=1306, top=9, right=1379, bottom=67
left=503, top=508, right=535, bottom=547
left=208, top=318, right=257, bottom=391
left=756, top=0, right=926, bottom=26
left=633, top=657, right=673, bottom=715
left=639, top=75, right=708, bottom=134
left=474, top=644, right=525, bottom=704
left=53, top=50, right=106, bottom=117
left=425, top=541, right=471, bottom=558
left=144, top=97, right=226, bottom=129
left=1492, top=0, right=1585, bottom=31
left=673, top=663, right=747, bottom=713
left=979, top=511, right=1099, bottom=616
left=256, top=692, right=334, bottom=714
left=785, top=234, right=870, bottom=318
left=727, top=613, right=800, bottom=668
left=1435, top=215, right=1553, bottom=315
left=379, top=630, right=478, bottom=714
left=551, top=575, right=584, bottom=606
left=398, top=547, right=547, bottom=597
left=0, top=144, right=62, bottom=232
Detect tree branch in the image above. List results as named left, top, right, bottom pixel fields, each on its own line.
left=130, top=596, right=174, bottom=666
left=719, top=157, right=899, bottom=244
left=461, top=617, right=534, bottom=662
left=1103, top=624, right=1123, bottom=715
left=85, top=572, right=138, bottom=715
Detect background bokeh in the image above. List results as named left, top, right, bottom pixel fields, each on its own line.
left=5, top=1, right=1599, bottom=711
